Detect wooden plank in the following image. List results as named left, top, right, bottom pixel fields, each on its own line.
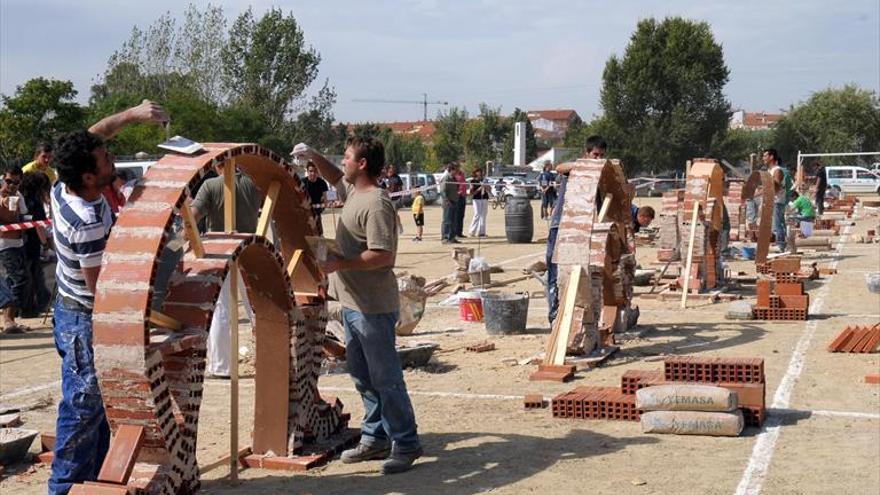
left=596, top=194, right=612, bottom=223
left=180, top=198, right=205, bottom=258
left=256, top=180, right=281, bottom=238
left=550, top=265, right=583, bottom=365
left=228, top=261, right=239, bottom=482
left=148, top=310, right=182, bottom=331
left=97, top=424, right=145, bottom=485
left=286, top=249, right=305, bottom=278
left=224, top=158, right=236, bottom=233
left=200, top=446, right=251, bottom=474
left=680, top=200, right=701, bottom=308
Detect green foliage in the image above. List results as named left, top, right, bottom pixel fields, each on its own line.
left=385, top=133, right=427, bottom=170
left=432, top=107, right=468, bottom=165
left=222, top=7, right=321, bottom=133
left=773, top=85, right=880, bottom=164
left=600, top=17, right=731, bottom=173
left=461, top=104, right=507, bottom=172
left=709, top=128, right=774, bottom=166
left=0, top=78, right=85, bottom=164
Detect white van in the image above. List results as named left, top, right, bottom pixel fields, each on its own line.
left=398, top=173, right=439, bottom=206
left=825, top=166, right=880, bottom=194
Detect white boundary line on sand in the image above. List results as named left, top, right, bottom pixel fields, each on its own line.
left=0, top=379, right=61, bottom=402
left=734, top=224, right=852, bottom=495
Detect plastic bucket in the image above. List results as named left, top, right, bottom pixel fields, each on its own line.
left=741, top=246, right=756, bottom=260
left=468, top=270, right=491, bottom=286
left=459, top=291, right=484, bottom=322
left=481, top=291, right=529, bottom=334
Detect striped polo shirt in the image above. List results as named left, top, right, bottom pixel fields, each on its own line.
left=51, top=182, right=114, bottom=309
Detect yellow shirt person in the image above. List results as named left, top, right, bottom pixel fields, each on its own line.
left=411, top=193, right=425, bottom=215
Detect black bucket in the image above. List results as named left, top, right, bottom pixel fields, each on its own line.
left=481, top=291, right=529, bottom=334
left=505, top=197, right=534, bottom=243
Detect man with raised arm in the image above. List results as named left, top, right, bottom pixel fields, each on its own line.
left=292, top=138, right=422, bottom=475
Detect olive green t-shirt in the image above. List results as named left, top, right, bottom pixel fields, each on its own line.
left=329, top=185, right=400, bottom=314
left=191, top=172, right=260, bottom=233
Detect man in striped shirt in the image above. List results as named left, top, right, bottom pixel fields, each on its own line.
left=48, top=100, right=167, bottom=495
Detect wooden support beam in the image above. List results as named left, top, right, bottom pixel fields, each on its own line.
left=680, top=202, right=701, bottom=309
left=597, top=195, right=613, bottom=223
left=180, top=198, right=205, bottom=258
left=228, top=261, right=240, bottom=483
left=256, top=180, right=281, bottom=238
left=224, top=158, right=236, bottom=234
left=286, top=249, right=305, bottom=279
left=148, top=310, right=182, bottom=331
left=549, top=266, right=584, bottom=365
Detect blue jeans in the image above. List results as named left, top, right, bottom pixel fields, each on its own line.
left=441, top=200, right=457, bottom=241
left=546, top=227, right=559, bottom=324
left=773, top=202, right=786, bottom=249
left=49, top=300, right=110, bottom=495
left=342, top=308, right=420, bottom=453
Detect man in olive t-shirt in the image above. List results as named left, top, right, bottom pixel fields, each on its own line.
left=190, top=163, right=260, bottom=377
left=293, top=137, right=422, bottom=475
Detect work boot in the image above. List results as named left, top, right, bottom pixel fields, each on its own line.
left=340, top=442, right=391, bottom=464
left=381, top=446, right=423, bottom=474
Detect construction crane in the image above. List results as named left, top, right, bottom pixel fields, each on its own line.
left=351, top=93, right=449, bottom=121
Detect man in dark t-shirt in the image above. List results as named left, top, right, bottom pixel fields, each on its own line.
left=812, top=161, right=826, bottom=215
left=304, top=163, right=329, bottom=235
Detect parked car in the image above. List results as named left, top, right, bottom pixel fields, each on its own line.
left=825, top=166, right=880, bottom=194
left=397, top=173, right=439, bottom=207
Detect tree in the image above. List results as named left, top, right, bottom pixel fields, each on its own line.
left=431, top=107, right=468, bottom=165
left=385, top=133, right=427, bottom=170
left=288, top=81, right=347, bottom=155
left=773, top=85, right=880, bottom=163
left=222, top=7, right=321, bottom=133
left=503, top=108, right=537, bottom=164
left=461, top=104, right=507, bottom=172
left=599, top=17, right=731, bottom=173
left=0, top=78, right=85, bottom=164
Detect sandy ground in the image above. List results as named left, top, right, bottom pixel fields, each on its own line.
left=1, top=196, right=879, bottom=495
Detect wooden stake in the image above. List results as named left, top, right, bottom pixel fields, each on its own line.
left=680, top=203, right=701, bottom=308
left=228, top=262, right=239, bottom=483
left=148, top=310, right=182, bottom=331
left=180, top=198, right=204, bottom=258
left=255, top=180, right=281, bottom=237
left=286, top=249, right=305, bottom=278
left=549, top=266, right=583, bottom=365
left=597, top=194, right=613, bottom=223
left=224, top=159, right=236, bottom=233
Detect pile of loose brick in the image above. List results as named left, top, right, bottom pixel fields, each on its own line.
left=827, top=325, right=880, bottom=353
left=551, top=356, right=766, bottom=427
left=826, top=197, right=858, bottom=217
left=753, top=258, right=809, bottom=320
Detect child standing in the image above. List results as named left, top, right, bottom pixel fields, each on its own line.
left=411, top=189, right=425, bottom=241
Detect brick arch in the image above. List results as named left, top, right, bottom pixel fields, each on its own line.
left=742, top=170, right=775, bottom=265
left=91, top=144, right=344, bottom=494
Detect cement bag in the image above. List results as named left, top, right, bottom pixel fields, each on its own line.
left=636, top=384, right=737, bottom=412
left=641, top=410, right=744, bottom=436
left=396, top=274, right=427, bottom=336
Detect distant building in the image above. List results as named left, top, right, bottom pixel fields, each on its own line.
left=526, top=109, right=581, bottom=141
left=341, top=120, right=436, bottom=142
left=730, top=110, right=784, bottom=130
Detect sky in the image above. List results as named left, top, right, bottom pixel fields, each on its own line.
left=1, top=0, right=878, bottom=124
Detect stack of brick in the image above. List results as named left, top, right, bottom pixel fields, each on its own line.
left=726, top=182, right=744, bottom=241
left=676, top=160, right=725, bottom=292
left=753, top=258, right=809, bottom=320
left=827, top=197, right=858, bottom=217
left=551, top=356, right=766, bottom=427
left=814, top=218, right=840, bottom=234
left=657, top=190, right=683, bottom=262
left=827, top=325, right=880, bottom=353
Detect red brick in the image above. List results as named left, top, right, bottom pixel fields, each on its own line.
left=98, top=425, right=145, bottom=484
left=775, top=282, right=803, bottom=296
left=865, top=374, right=880, bottom=384
left=756, top=279, right=771, bottom=307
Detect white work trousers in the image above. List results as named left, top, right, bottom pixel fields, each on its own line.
left=468, top=199, right=488, bottom=236
left=207, top=269, right=254, bottom=376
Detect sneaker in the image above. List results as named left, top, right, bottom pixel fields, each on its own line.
left=340, top=442, right=391, bottom=464
left=381, top=446, right=423, bottom=474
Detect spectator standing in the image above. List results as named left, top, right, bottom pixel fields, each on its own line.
left=454, top=166, right=467, bottom=238
left=411, top=189, right=425, bottom=241
left=190, top=161, right=260, bottom=379
left=546, top=136, right=607, bottom=324
left=49, top=100, right=168, bottom=494
left=19, top=171, right=53, bottom=317
left=303, top=162, right=329, bottom=235
left=468, top=168, right=489, bottom=237
left=22, top=142, right=57, bottom=183
left=763, top=148, right=792, bottom=250
left=813, top=161, right=827, bottom=215
left=295, top=138, right=423, bottom=474
left=539, top=160, right=557, bottom=219
left=439, top=163, right=460, bottom=244
left=0, top=166, right=31, bottom=332
left=383, top=164, right=404, bottom=235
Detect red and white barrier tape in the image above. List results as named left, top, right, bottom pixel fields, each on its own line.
left=0, top=219, right=52, bottom=232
